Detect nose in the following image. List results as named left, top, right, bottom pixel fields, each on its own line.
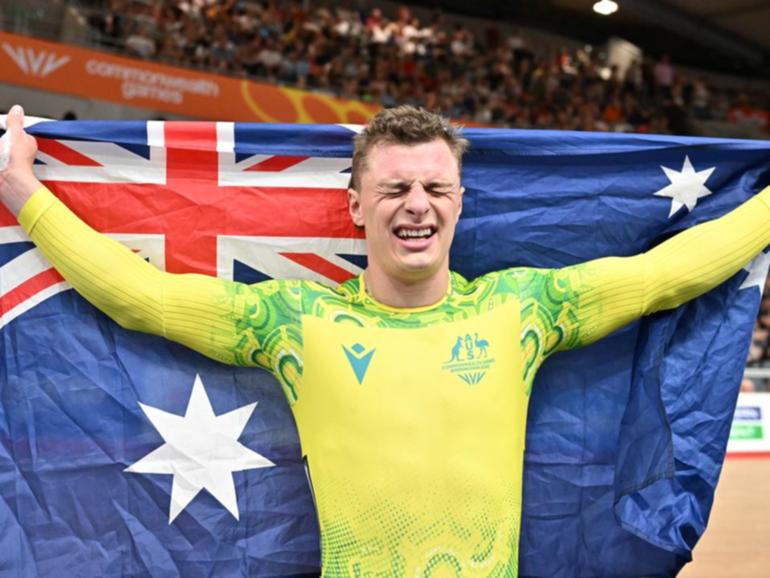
left=404, top=183, right=430, bottom=217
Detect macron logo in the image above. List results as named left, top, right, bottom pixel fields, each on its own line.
left=342, top=343, right=375, bottom=384
left=2, top=42, right=70, bottom=77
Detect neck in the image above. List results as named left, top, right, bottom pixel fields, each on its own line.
left=364, top=266, right=450, bottom=308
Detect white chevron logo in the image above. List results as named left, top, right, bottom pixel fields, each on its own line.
left=2, top=42, right=70, bottom=77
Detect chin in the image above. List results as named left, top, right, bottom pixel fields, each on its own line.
left=395, top=256, right=443, bottom=279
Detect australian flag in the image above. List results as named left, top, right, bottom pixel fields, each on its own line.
left=1, top=120, right=769, bottom=577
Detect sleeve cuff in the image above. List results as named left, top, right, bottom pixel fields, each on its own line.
left=18, top=186, right=58, bottom=235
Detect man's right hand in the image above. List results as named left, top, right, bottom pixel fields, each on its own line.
left=0, top=105, right=44, bottom=217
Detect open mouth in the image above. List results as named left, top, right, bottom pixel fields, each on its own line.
left=393, top=226, right=437, bottom=241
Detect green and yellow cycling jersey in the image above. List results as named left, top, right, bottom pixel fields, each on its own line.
left=19, top=186, right=770, bottom=576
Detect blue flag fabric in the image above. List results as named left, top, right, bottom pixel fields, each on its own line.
left=1, top=121, right=770, bottom=578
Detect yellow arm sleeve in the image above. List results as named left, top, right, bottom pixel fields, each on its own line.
left=17, top=187, right=301, bottom=367
left=560, top=186, right=770, bottom=348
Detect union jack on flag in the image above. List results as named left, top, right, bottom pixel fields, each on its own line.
left=0, top=120, right=366, bottom=328
left=2, top=120, right=770, bottom=577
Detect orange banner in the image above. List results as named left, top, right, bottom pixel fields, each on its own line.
left=0, top=31, right=380, bottom=123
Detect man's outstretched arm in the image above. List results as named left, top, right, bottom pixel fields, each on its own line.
left=553, top=185, right=770, bottom=349
left=0, top=106, right=302, bottom=373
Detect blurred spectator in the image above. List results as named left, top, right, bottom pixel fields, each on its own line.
left=653, top=54, right=675, bottom=99
left=740, top=378, right=756, bottom=393
left=691, top=77, right=711, bottom=119
left=728, top=93, right=770, bottom=132
left=89, top=0, right=126, bottom=47
left=124, top=24, right=156, bottom=59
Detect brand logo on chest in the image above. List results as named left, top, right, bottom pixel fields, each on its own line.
left=342, top=343, right=376, bottom=384
left=442, top=333, right=495, bottom=385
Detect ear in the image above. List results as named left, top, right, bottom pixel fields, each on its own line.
left=348, top=187, right=365, bottom=227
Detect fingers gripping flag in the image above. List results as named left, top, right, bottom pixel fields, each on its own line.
left=1, top=120, right=770, bottom=577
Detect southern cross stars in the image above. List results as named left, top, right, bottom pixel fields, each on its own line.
left=126, top=374, right=274, bottom=523
left=654, top=155, right=715, bottom=218
left=739, top=250, right=770, bottom=293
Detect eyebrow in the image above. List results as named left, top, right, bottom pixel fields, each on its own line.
left=377, top=180, right=412, bottom=189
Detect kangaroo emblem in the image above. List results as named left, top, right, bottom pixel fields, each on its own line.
left=450, top=336, right=463, bottom=362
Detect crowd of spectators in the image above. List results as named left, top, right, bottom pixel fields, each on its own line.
left=85, top=0, right=770, bottom=136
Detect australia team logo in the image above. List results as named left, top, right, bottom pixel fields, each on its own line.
left=441, top=333, right=495, bottom=385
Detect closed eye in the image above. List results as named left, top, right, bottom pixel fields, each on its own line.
left=377, top=181, right=411, bottom=195
left=425, top=183, right=456, bottom=195
left=383, top=186, right=411, bottom=195
left=425, top=186, right=454, bottom=195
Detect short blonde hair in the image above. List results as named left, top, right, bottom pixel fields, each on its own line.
left=349, top=105, right=469, bottom=190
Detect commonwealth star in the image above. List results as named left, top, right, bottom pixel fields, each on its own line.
left=126, top=374, right=274, bottom=522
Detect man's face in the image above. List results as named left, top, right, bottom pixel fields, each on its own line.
left=348, top=139, right=464, bottom=284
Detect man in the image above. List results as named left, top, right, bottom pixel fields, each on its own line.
left=1, top=104, right=769, bottom=576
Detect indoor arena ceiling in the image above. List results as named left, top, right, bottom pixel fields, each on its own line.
left=413, top=0, right=770, bottom=77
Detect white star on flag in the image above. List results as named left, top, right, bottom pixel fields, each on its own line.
left=739, top=250, right=770, bottom=293
left=126, top=374, right=274, bottom=523
left=653, top=156, right=716, bottom=218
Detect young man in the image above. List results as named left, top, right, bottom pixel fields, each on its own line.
left=1, top=104, right=769, bottom=576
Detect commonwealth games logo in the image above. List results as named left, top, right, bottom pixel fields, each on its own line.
left=441, top=333, right=495, bottom=385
